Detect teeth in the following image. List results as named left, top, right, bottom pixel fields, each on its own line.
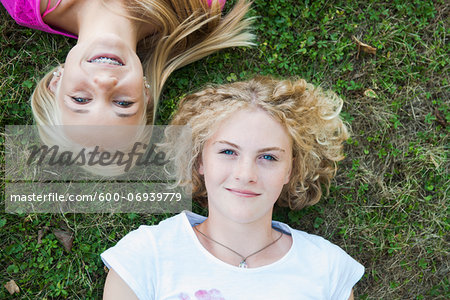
left=88, top=57, right=123, bottom=66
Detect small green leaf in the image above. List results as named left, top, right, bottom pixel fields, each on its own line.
left=7, top=264, right=19, bottom=273
left=22, top=80, right=33, bottom=89
left=313, top=217, right=324, bottom=229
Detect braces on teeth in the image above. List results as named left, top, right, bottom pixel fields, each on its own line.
left=88, top=57, right=123, bottom=66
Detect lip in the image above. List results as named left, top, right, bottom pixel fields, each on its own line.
left=87, top=53, right=125, bottom=66
left=225, top=188, right=261, bottom=197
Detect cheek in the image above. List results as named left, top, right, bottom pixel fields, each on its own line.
left=262, top=168, right=290, bottom=194
left=202, top=157, right=230, bottom=184
left=273, top=176, right=288, bottom=193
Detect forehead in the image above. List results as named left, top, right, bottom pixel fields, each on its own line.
left=207, top=108, right=292, bottom=150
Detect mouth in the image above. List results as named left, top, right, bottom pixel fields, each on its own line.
left=225, top=188, right=261, bottom=198
left=88, top=55, right=124, bottom=66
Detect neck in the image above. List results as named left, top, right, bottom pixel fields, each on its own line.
left=198, top=210, right=278, bottom=262
left=77, top=1, right=139, bottom=49
left=43, top=0, right=155, bottom=47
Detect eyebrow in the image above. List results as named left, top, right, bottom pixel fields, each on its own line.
left=214, top=140, right=285, bottom=152
left=66, top=106, right=137, bottom=118
left=116, top=112, right=138, bottom=118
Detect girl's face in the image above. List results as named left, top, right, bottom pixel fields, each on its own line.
left=50, top=34, right=148, bottom=126
left=199, top=108, right=293, bottom=225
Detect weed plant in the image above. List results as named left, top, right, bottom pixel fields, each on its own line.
left=1, top=0, right=449, bottom=299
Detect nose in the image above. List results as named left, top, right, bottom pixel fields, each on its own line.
left=233, top=157, right=257, bottom=183
left=93, top=73, right=118, bottom=89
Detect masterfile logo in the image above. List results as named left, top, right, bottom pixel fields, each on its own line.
left=4, top=125, right=192, bottom=213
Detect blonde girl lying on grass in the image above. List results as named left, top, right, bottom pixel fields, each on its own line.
left=101, top=76, right=364, bottom=299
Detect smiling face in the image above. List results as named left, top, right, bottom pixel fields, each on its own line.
left=199, top=108, right=293, bottom=225
left=50, top=34, right=148, bottom=126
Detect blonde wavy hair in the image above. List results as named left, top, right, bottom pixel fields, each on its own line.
left=31, top=0, right=254, bottom=126
left=163, top=76, right=350, bottom=210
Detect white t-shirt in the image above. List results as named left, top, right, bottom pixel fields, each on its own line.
left=101, top=211, right=364, bottom=300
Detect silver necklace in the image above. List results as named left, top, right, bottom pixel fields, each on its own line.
left=193, top=224, right=283, bottom=268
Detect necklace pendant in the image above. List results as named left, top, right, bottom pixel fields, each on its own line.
left=238, top=260, right=248, bottom=268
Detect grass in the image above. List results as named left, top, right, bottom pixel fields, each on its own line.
left=1, top=0, right=449, bottom=299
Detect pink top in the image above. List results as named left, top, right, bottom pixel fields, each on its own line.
left=1, top=0, right=226, bottom=39
left=1, top=0, right=77, bottom=38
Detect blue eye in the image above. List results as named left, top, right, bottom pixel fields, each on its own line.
left=261, top=154, right=277, bottom=161
left=114, top=100, right=134, bottom=107
left=220, top=149, right=235, bottom=155
left=71, top=97, right=90, bottom=104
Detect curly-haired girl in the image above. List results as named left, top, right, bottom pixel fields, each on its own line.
left=101, top=76, right=364, bottom=299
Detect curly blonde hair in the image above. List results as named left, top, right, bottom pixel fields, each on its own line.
left=31, top=0, right=254, bottom=126
left=163, top=76, right=349, bottom=210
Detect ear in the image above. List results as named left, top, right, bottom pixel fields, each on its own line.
left=143, top=77, right=152, bottom=104
left=284, top=158, right=293, bottom=184
left=48, top=67, right=63, bottom=94
left=198, top=161, right=204, bottom=175
left=145, top=90, right=152, bottom=105
left=198, top=155, right=204, bottom=175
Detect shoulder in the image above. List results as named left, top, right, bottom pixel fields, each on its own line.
left=275, top=221, right=364, bottom=269
left=1, top=0, right=41, bottom=25
left=288, top=227, right=358, bottom=268
left=102, top=213, right=185, bottom=258
left=292, top=228, right=339, bottom=252
left=1, top=0, right=78, bottom=38
left=274, top=220, right=338, bottom=254
left=100, top=213, right=188, bottom=300
left=101, top=212, right=192, bottom=266
left=288, top=227, right=365, bottom=299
